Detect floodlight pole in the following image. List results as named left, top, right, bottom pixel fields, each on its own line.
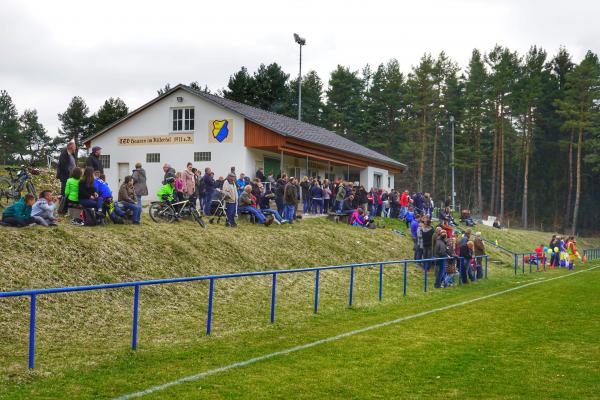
left=298, top=42, right=303, bottom=121
left=294, top=33, right=306, bottom=121
left=450, top=115, right=455, bottom=211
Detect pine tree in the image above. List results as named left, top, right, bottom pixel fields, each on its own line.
left=157, top=84, right=172, bottom=96
left=365, top=59, right=406, bottom=157
left=515, top=46, right=547, bottom=228
left=57, top=96, right=90, bottom=149
left=0, top=90, right=23, bottom=164
left=324, top=65, right=365, bottom=143
left=485, top=46, right=520, bottom=221
left=464, top=49, right=489, bottom=213
left=406, top=54, right=436, bottom=192
left=555, top=50, right=600, bottom=234
left=550, top=48, right=575, bottom=223
left=18, top=109, right=54, bottom=165
left=223, top=67, right=255, bottom=104
left=288, top=70, right=324, bottom=125
left=91, top=97, right=129, bottom=133
left=252, top=63, right=289, bottom=113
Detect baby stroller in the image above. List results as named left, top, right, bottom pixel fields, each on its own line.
left=208, top=191, right=227, bottom=224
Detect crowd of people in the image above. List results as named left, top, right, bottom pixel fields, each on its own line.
left=0, top=139, right=459, bottom=232
left=409, top=210, right=486, bottom=289
left=531, top=235, right=581, bottom=270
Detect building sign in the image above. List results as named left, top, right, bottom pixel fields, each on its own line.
left=117, top=134, right=194, bottom=146
left=208, top=119, right=233, bottom=143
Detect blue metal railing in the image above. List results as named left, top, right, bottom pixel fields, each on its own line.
left=481, top=238, right=516, bottom=256
left=0, top=255, right=488, bottom=370
left=583, top=247, right=600, bottom=261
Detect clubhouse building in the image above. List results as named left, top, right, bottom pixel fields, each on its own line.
left=84, top=84, right=406, bottom=200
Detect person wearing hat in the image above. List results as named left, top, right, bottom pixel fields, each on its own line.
left=86, top=146, right=104, bottom=174
left=131, top=162, right=148, bottom=208
left=222, top=173, right=238, bottom=227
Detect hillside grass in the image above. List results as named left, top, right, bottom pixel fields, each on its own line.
left=1, top=200, right=599, bottom=398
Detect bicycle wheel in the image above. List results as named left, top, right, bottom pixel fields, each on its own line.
left=149, top=203, right=175, bottom=223
left=26, top=181, right=36, bottom=197
left=191, top=208, right=206, bottom=228
left=0, top=177, right=14, bottom=209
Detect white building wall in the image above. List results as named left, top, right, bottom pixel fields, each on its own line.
left=363, top=166, right=393, bottom=191
left=90, top=89, right=249, bottom=202
left=90, top=88, right=398, bottom=200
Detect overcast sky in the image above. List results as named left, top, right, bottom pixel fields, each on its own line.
left=1, top=0, right=598, bottom=136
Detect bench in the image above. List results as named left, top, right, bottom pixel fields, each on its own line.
left=327, top=212, right=351, bottom=224
left=67, top=204, right=83, bottom=220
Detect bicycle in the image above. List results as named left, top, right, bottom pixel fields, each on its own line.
left=148, top=197, right=206, bottom=227
left=0, top=166, right=39, bottom=209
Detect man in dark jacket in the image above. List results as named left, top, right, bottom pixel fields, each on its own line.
left=459, top=240, right=475, bottom=283
left=202, top=167, right=215, bottom=216
left=56, top=141, right=77, bottom=196
left=86, top=146, right=104, bottom=173
left=283, top=178, right=297, bottom=223
left=274, top=176, right=287, bottom=214
left=255, top=167, right=265, bottom=182
left=162, top=163, right=176, bottom=185
left=117, top=176, right=141, bottom=224
left=341, top=194, right=355, bottom=215
left=434, top=230, right=448, bottom=288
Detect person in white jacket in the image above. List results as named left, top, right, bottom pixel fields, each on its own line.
left=31, top=190, right=58, bottom=226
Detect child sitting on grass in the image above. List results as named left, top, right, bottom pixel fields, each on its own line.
left=31, top=190, right=59, bottom=226
left=2, top=194, right=36, bottom=227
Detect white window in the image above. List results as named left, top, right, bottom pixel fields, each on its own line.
left=172, top=108, right=194, bottom=131
left=388, top=176, right=391, bottom=188
left=288, top=167, right=301, bottom=179
left=374, top=173, right=382, bottom=188
left=99, top=155, right=110, bottom=169
left=194, top=152, right=211, bottom=162
left=146, top=153, right=160, bottom=163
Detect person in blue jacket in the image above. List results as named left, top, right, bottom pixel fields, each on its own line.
left=2, top=194, right=36, bottom=227
left=411, top=213, right=422, bottom=260
left=94, top=173, right=126, bottom=220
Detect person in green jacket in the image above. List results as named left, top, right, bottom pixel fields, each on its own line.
left=157, top=177, right=176, bottom=203
left=64, top=167, right=82, bottom=203
left=2, top=194, right=36, bottom=227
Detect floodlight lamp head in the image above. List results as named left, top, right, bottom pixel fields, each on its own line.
left=293, top=33, right=306, bottom=45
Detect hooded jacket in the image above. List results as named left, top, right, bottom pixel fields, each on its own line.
left=3, top=197, right=32, bottom=220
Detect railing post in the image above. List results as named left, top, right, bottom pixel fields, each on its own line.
left=424, top=262, right=428, bottom=293
left=442, top=258, right=447, bottom=287
left=403, top=262, right=407, bottom=297
left=531, top=255, right=534, bottom=273
left=28, top=294, right=37, bottom=370
left=485, top=256, right=488, bottom=279
left=206, top=278, right=214, bottom=335
left=458, top=258, right=462, bottom=286
left=378, top=263, right=383, bottom=301
left=514, top=254, right=518, bottom=275
left=522, top=254, right=525, bottom=274
left=349, top=266, right=355, bottom=307
left=313, top=270, right=320, bottom=314
left=132, top=285, right=140, bottom=350
left=270, top=273, right=277, bottom=323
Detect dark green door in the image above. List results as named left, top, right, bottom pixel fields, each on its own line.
left=264, top=157, right=281, bottom=179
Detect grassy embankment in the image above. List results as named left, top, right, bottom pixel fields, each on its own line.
left=1, top=167, right=599, bottom=398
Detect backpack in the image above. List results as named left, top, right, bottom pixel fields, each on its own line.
left=110, top=211, right=124, bottom=224
left=81, top=208, right=105, bottom=227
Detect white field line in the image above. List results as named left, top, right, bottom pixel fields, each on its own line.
left=114, top=266, right=599, bottom=400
